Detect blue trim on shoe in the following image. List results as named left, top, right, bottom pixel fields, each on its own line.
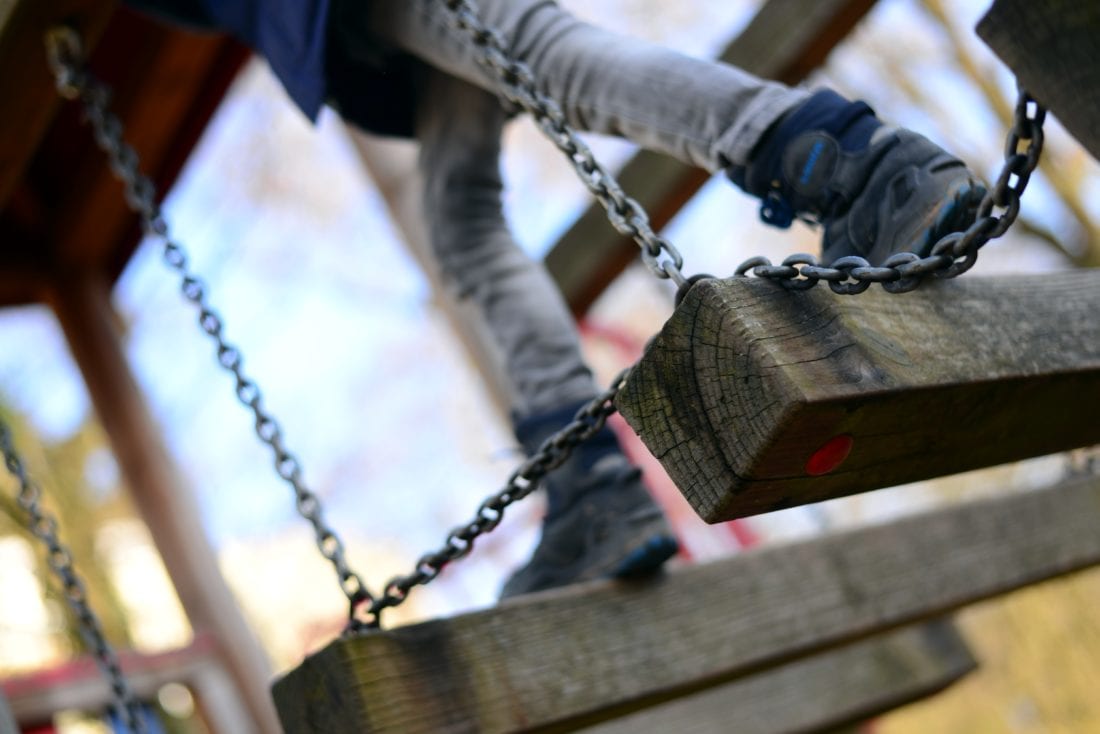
left=612, top=534, right=679, bottom=578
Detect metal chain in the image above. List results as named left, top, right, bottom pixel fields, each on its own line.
left=46, top=0, right=1045, bottom=628
left=0, top=422, right=148, bottom=733
left=351, top=371, right=627, bottom=629
left=44, top=28, right=376, bottom=626
left=439, top=0, right=1045, bottom=297
left=730, top=90, right=1046, bottom=294
left=440, top=0, right=688, bottom=288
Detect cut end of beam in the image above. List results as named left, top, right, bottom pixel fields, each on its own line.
left=616, top=271, right=1100, bottom=523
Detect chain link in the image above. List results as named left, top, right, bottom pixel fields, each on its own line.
left=728, top=89, right=1045, bottom=294
left=351, top=372, right=627, bottom=629
left=0, top=423, right=149, bottom=733
left=44, top=28, right=376, bottom=627
left=440, top=0, right=1044, bottom=296
left=441, top=0, right=687, bottom=287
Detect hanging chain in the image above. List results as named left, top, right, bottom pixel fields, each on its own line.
left=44, top=28, right=376, bottom=627
left=0, top=423, right=148, bottom=733
left=351, top=371, right=627, bottom=629
left=441, top=0, right=688, bottom=288
left=45, top=0, right=1045, bottom=628
left=440, top=0, right=1045, bottom=296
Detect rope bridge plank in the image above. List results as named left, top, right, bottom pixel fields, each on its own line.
left=272, top=472, right=1100, bottom=733
left=978, top=0, right=1100, bottom=161
left=578, top=619, right=974, bottom=734
left=617, top=270, right=1100, bottom=522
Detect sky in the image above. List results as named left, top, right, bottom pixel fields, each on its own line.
left=0, top=0, right=1087, bottom=632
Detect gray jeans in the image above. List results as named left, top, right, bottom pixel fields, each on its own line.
left=369, top=0, right=809, bottom=419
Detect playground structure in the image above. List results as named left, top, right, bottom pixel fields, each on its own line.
left=1, top=0, right=1099, bottom=732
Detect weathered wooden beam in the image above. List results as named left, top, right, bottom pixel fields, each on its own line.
left=545, top=0, right=878, bottom=315
left=580, top=620, right=974, bottom=734
left=977, top=0, right=1100, bottom=160
left=616, top=271, right=1100, bottom=522
left=272, top=472, right=1100, bottom=733
left=0, top=7, right=247, bottom=308
left=46, top=275, right=280, bottom=734
left=47, top=13, right=248, bottom=275
left=0, top=0, right=114, bottom=210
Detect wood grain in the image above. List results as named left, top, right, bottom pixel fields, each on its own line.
left=616, top=271, right=1100, bottom=522
left=272, top=473, right=1100, bottom=733
left=580, top=620, right=974, bottom=734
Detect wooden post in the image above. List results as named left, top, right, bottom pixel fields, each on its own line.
left=977, top=0, right=1100, bottom=160
left=272, top=472, right=1100, bottom=733
left=616, top=271, right=1100, bottom=522
left=46, top=274, right=281, bottom=734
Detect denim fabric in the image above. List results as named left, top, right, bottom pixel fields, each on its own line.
left=369, top=0, right=809, bottom=167
left=380, top=0, right=810, bottom=416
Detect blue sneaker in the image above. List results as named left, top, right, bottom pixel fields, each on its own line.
left=733, top=90, right=986, bottom=265
left=501, top=404, right=678, bottom=599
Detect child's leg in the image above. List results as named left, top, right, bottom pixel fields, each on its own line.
left=414, top=66, right=596, bottom=419
left=371, top=0, right=804, bottom=172
left=414, top=68, right=677, bottom=597
left=367, top=0, right=984, bottom=264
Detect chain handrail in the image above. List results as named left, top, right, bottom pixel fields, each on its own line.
left=43, top=0, right=1045, bottom=629
left=0, top=422, right=149, bottom=733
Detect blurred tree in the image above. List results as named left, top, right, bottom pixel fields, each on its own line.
left=0, top=401, right=134, bottom=668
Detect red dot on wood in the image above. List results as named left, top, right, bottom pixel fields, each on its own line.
left=805, top=434, right=854, bottom=476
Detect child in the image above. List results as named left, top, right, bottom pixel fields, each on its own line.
left=126, top=0, right=984, bottom=597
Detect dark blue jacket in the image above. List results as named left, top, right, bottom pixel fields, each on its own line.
left=127, top=0, right=420, bottom=137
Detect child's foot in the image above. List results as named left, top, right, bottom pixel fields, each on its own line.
left=501, top=402, right=678, bottom=599
left=500, top=455, right=678, bottom=599
left=731, top=90, right=986, bottom=265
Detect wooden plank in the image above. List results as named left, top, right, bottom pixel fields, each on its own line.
left=977, top=0, right=1100, bottom=160
left=616, top=271, right=1100, bottom=522
left=46, top=13, right=247, bottom=275
left=0, top=8, right=248, bottom=308
left=45, top=275, right=280, bottom=734
left=272, top=472, right=1100, bottom=733
left=581, top=620, right=975, bottom=734
left=545, top=0, right=878, bottom=315
left=0, top=0, right=114, bottom=210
